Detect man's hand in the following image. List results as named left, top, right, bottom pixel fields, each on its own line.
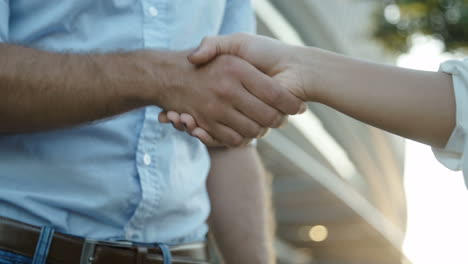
left=160, top=52, right=303, bottom=147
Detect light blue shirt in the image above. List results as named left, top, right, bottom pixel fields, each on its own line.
left=0, top=0, right=255, bottom=244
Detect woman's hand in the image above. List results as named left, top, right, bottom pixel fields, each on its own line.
left=189, top=33, right=311, bottom=101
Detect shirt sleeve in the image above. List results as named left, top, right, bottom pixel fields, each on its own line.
left=432, top=58, right=468, bottom=187
left=219, top=0, right=256, bottom=35
left=0, top=0, right=9, bottom=42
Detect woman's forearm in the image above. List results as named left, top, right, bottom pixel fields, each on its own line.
left=300, top=47, right=456, bottom=148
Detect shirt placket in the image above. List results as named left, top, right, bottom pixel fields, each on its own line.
left=142, top=0, right=169, bottom=48
left=124, top=0, right=169, bottom=242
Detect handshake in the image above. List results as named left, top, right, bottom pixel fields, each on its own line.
left=158, top=32, right=453, bottom=150
left=158, top=34, right=310, bottom=147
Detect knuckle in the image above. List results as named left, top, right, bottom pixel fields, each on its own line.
left=256, top=109, right=277, bottom=127
left=194, top=116, right=209, bottom=132
left=287, top=100, right=302, bottom=115
left=216, top=54, right=233, bottom=65
left=285, top=95, right=303, bottom=115
left=244, top=124, right=261, bottom=139
left=284, top=96, right=301, bottom=114
left=232, top=32, right=250, bottom=43
left=258, top=115, right=273, bottom=128
left=229, top=134, right=244, bottom=147
left=294, top=102, right=303, bottom=114
left=250, top=123, right=262, bottom=138
left=268, top=88, right=282, bottom=105
left=268, top=113, right=282, bottom=128
left=204, top=102, right=217, bottom=114
left=218, top=55, right=241, bottom=74
left=257, top=109, right=273, bottom=126
left=201, top=36, right=214, bottom=46
left=215, top=81, right=234, bottom=99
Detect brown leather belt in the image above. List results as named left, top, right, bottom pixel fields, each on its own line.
left=0, top=216, right=211, bottom=264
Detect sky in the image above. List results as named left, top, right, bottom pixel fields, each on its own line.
left=397, top=35, right=468, bottom=264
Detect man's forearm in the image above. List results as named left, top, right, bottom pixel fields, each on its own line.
left=0, top=43, right=178, bottom=133
left=300, top=47, right=455, bottom=148
left=207, top=146, right=275, bottom=264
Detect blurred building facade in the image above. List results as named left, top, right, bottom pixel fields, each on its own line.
left=252, top=0, right=410, bottom=263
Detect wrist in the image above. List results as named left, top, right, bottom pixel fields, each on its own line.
left=297, top=46, right=337, bottom=104
left=93, top=51, right=157, bottom=108
left=294, top=46, right=321, bottom=102
left=126, top=50, right=193, bottom=109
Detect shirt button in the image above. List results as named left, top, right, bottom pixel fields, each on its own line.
left=148, top=6, right=158, bottom=17
left=143, top=154, right=152, bottom=166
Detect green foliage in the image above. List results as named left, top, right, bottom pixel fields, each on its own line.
left=374, top=0, right=468, bottom=54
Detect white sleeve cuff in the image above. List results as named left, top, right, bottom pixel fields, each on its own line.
left=432, top=59, right=468, bottom=184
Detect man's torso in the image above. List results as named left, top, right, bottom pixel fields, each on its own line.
left=0, top=0, right=254, bottom=245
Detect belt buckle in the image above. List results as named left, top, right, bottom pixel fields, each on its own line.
left=80, top=239, right=133, bottom=264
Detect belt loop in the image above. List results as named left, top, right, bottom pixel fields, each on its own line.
left=32, top=226, right=55, bottom=264
left=136, top=247, right=148, bottom=264
left=157, top=243, right=172, bottom=264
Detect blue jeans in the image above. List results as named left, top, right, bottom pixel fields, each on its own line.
left=0, top=249, right=32, bottom=264
left=0, top=226, right=54, bottom=264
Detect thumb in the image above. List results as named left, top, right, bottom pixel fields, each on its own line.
left=188, top=35, right=243, bottom=65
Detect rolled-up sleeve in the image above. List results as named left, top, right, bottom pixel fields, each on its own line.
left=432, top=58, right=468, bottom=187
left=0, top=0, right=9, bottom=42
